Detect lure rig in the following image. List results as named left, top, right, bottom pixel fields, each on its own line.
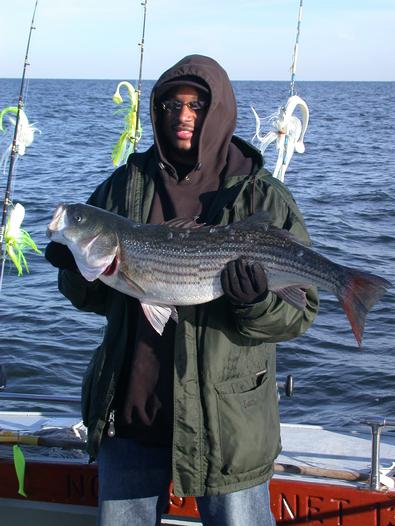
left=0, top=0, right=41, bottom=282
left=3, top=202, right=40, bottom=277
left=0, top=107, right=41, bottom=278
left=251, top=96, right=309, bottom=182
left=111, top=81, right=142, bottom=166
left=0, top=106, right=38, bottom=156
left=251, top=0, right=308, bottom=182
left=111, top=0, right=148, bottom=166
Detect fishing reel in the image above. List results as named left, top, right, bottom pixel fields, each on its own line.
left=277, top=374, right=294, bottom=399
left=0, top=365, right=6, bottom=391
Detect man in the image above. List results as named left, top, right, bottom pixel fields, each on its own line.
left=46, top=55, right=318, bottom=526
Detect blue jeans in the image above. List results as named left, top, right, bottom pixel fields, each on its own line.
left=97, top=436, right=276, bottom=526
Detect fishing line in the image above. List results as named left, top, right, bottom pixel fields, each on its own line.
left=0, top=0, right=39, bottom=289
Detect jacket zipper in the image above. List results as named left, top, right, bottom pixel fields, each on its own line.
left=107, top=409, right=116, bottom=438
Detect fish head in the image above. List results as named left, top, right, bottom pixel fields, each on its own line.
left=47, top=203, right=119, bottom=281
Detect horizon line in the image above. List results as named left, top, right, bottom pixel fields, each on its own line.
left=1, top=77, right=394, bottom=83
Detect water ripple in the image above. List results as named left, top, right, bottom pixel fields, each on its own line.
left=0, top=79, right=394, bottom=426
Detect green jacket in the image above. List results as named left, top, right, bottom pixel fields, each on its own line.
left=58, top=141, right=318, bottom=497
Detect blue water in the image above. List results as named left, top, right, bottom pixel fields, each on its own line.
left=0, top=79, right=394, bottom=430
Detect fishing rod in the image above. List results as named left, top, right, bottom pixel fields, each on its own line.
left=0, top=431, right=375, bottom=483
left=0, top=0, right=39, bottom=287
left=134, top=0, right=148, bottom=151
left=0, top=431, right=86, bottom=450
left=289, top=0, right=303, bottom=97
left=0, top=1, right=39, bottom=398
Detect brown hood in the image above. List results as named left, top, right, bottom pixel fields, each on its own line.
left=150, top=54, right=237, bottom=178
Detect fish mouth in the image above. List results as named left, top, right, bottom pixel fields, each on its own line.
left=102, top=255, right=119, bottom=276
left=47, top=203, right=66, bottom=239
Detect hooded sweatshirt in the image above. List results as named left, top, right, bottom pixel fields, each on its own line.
left=113, top=55, right=262, bottom=445
left=148, top=54, right=259, bottom=222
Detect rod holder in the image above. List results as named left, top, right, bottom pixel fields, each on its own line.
left=0, top=365, right=6, bottom=390
left=278, top=375, right=294, bottom=398
left=362, top=417, right=395, bottom=490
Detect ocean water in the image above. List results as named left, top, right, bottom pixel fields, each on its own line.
left=0, top=79, right=394, bottom=431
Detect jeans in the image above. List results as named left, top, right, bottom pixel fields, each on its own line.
left=98, top=436, right=276, bottom=526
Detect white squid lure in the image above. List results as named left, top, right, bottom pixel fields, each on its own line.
left=0, top=106, right=39, bottom=156
left=4, top=203, right=41, bottom=276
left=251, top=95, right=309, bottom=182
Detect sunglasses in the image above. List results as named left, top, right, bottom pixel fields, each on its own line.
left=160, top=99, right=208, bottom=112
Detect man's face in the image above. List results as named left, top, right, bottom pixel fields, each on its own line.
left=159, top=85, right=208, bottom=162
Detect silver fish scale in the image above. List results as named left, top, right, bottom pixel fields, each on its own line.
left=114, top=223, right=343, bottom=305
left=117, top=228, right=234, bottom=304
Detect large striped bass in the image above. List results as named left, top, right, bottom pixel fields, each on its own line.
left=47, top=203, right=391, bottom=345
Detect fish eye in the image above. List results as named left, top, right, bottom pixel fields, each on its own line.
left=74, top=215, right=82, bottom=223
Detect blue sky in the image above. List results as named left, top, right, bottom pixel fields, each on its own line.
left=1, top=0, right=394, bottom=81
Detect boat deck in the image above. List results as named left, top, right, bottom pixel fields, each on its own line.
left=1, top=412, right=395, bottom=525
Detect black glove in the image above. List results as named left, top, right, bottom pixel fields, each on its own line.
left=45, top=241, right=78, bottom=272
left=221, top=258, right=268, bottom=305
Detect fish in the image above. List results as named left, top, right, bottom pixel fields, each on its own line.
left=47, top=203, right=391, bottom=345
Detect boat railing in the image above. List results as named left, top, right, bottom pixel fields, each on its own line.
left=1, top=389, right=395, bottom=490
left=0, top=392, right=80, bottom=404
left=362, top=417, right=395, bottom=490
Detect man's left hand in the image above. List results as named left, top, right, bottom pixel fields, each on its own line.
left=221, top=258, right=268, bottom=305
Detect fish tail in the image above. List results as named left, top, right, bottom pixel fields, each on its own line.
left=337, top=269, right=391, bottom=346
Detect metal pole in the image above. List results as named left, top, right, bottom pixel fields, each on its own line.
left=362, top=417, right=395, bottom=490
left=0, top=392, right=80, bottom=404
left=370, top=422, right=382, bottom=490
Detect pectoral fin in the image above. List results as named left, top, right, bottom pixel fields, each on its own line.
left=141, top=303, right=178, bottom=335
left=274, top=286, right=307, bottom=310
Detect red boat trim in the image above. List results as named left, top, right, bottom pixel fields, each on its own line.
left=270, top=478, right=395, bottom=525
left=1, top=460, right=395, bottom=524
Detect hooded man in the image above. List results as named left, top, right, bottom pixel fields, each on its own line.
left=46, top=55, right=318, bottom=526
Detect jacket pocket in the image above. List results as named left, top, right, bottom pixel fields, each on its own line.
left=215, top=369, right=280, bottom=475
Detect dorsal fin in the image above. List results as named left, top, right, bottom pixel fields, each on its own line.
left=229, top=211, right=273, bottom=230
left=229, top=212, right=309, bottom=246
left=162, top=212, right=308, bottom=248
left=163, top=217, right=205, bottom=229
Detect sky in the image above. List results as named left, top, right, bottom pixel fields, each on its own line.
left=1, top=0, right=394, bottom=81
